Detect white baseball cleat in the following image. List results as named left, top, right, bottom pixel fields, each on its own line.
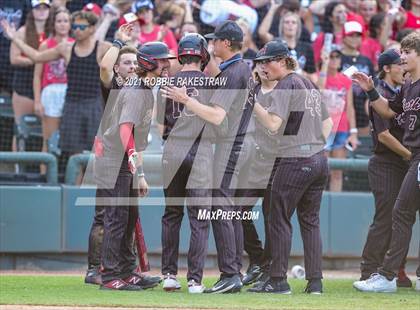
left=416, top=277, right=420, bottom=291
left=353, top=273, right=397, bottom=293
left=163, top=274, right=181, bottom=292
left=188, top=279, right=205, bottom=294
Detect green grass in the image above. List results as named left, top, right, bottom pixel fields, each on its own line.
left=0, top=276, right=419, bottom=310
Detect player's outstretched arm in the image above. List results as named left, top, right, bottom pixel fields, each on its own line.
left=352, top=72, right=396, bottom=119
left=161, top=86, right=227, bottom=125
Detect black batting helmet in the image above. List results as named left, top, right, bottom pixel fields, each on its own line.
left=137, top=41, right=176, bottom=71
left=177, top=33, right=210, bottom=71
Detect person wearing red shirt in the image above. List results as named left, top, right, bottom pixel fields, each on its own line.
left=132, top=0, right=177, bottom=55
left=359, top=0, right=377, bottom=32
left=401, top=0, right=420, bottom=29
left=318, top=45, right=359, bottom=192
left=33, top=7, right=74, bottom=173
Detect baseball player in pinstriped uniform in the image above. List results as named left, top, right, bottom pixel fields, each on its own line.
left=157, top=33, right=213, bottom=294
left=202, top=20, right=255, bottom=294
left=353, top=32, right=420, bottom=293
left=248, top=40, right=333, bottom=295
left=360, top=49, right=412, bottom=288
left=240, top=60, right=279, bottom=287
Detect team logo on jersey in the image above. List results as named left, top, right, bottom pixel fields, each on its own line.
left=305, top=89, right=322, bottom=117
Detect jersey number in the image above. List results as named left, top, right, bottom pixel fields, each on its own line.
left=408, top=114, right=417, bottom=131
left=172, top=87, right=199, bottom=119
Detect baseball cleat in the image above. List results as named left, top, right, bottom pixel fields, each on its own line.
left=248, top=277, right=291, bottom=294
left=250, top=271, right=270, bottom=290
left=396, top=269, right=412, bottom=288
left=84, top=267, right=102, bottom=285
left=304, top=278, right=323, bottom=294
left=188, top=279, right=205, bottom=294
left=353, top=273, right=397, bottom=293
left=124, top=273, right=160, bottom=289
left=100, top=279, right=142, bottom=291
left=204, top=274, right=242, bottom=294
left=162, top=274, right=181, bottom=292
left=416, top=277, right=420, bottom=291
left=242, top=264, right=262, bottom=286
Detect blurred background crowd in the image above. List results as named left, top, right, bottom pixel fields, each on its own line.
left=0, top=0, right=419, bottom=190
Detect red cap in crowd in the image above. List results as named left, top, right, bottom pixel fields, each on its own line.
left=83, top=3, right=102, bottom=17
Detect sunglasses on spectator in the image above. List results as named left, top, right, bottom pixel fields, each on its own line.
left=72, top=24, right=89, bottom=31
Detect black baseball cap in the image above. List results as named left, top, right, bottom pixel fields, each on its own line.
left=254, top=40, right=290, bottom=62
left=378, top=49, right=401, bottom=71
left=204, top=21, right=243, bottom=42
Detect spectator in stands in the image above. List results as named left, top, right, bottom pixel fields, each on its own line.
left=258, top=0, right=312, bottom=45
left=310, top=0, right=365, bottom=28
left=318, top=45, right=359, bottom=192
left=0, top=0, right=31, bottom=94
left=134, top=0, right=177, bottom=55
left=359, top=0, right=378, bottom=32
left=361, top=12, right=395, bottom=71
left=341, top=21, right=375, bottom=136
left=9, top=0, right=52, bottom=151
left=312, top=1, right=347, bottom=66
left=33, top=7, right=74, bottom=174
left=1, top=11, right=112, bottom=162
left=236, top=18, right=258, bottom=69
left=400, top=0, right=420, bottom=30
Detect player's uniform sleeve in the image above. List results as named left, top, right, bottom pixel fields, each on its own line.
left=209, top=72, right=241, bottom=112
left=266, top=82, right=293, bottom=121
left=388, top=84, right=405, bottom=115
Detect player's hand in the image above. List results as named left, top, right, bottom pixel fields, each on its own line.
left=0, top=19, right=17, bottom=40
left=128, top=149, right=143, bottom=174
left=352, top=72, right=374, bottom=91
left=138, top=176, right=149, bottom=197
left=116, top=23, right=133, bottom=43
left=320, top=47, right=329, bottom=65
left=161, top=86, right=189, bottom=104
left=34, top=101, right=44, bottom=117
left=346, top=133, right=359, bottom=151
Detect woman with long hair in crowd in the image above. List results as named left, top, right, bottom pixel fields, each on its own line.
left=33, top=7, right=74, bottom=174
left=9, top=0, right=52, bottom=151
left=312, top=1, right=347, bottom=66
left=318, top=46, right=359, bottom=192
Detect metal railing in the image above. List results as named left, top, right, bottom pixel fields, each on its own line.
left=64, top=153, right=370, bottom=185
left=0, top=152, right=58, bottom=184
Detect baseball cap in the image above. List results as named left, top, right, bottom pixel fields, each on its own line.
left=31, top=0, right=51, bottom=8
left=254, top=40, right=290, bottom=62
left=138, top=42, right=176, bottom=59
left=344, top=21, right=363, bottom=36
left=378, top=49, right=401, bottom=71
left=132, top=0, right=154, bottom=13
left=204, top=21, right=243, bottom=42
left=83, top=3, right=102, bottom=17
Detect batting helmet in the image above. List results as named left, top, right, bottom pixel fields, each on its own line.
left=137, top=41, right=176, bottom=71
left=177, top=33, right=210, bottom=71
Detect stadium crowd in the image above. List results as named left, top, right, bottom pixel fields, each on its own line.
left=0, top=0, right=419, bottom=190
left=0, top=0, right=419, bottom=295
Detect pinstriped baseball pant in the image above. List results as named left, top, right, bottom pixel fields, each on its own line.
left=269, top=152, right=328, bottom=280
left=379, top=152, right=420, bottom=280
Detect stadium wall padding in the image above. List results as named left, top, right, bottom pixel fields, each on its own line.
left=0, top=186, right=419, bottom=258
